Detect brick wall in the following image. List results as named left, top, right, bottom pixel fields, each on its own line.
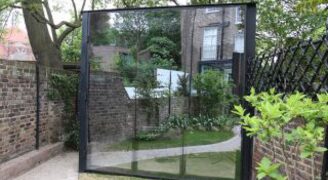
left=0, top=60, right=66, bottom=163
left=181, top=7, right=239, bottom=74
left=88, top=72, right=195, bottom=144
left=251, top=119, right=325, bottom=179
left=88, top=72, right=134, bottom=143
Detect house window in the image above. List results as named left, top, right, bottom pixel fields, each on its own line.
left=224, top=68, right=232, bottom=82
left=205, top=7, right=221, bottom=13
left=202, top=27, right=219, bottom=61
left=234, top=31, right=244, bottom=53
left=235, top=6, right=243, bottom=24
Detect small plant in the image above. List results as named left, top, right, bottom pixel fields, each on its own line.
left=256, top=157, right=286, bottom=180
left=165, top=115, right=189, bottom=129
left=135, top=131, right=161, bottom=141
left=233, top=88, right=328, bottom=180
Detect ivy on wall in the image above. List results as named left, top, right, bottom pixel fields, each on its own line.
left=48, top=73, right=79, bottom=150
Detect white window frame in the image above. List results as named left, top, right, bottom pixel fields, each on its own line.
left=202, top=27, right=219, bottom=61
left=205, top=7, right=221, bottom=13
left=234, top=31, right=244, bottom=53
left=224, top=68, right=232, bottom=82
left=235, top=6, right=242, bottom=24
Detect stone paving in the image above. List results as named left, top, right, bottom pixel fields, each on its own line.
left=14, top=152, right=78, bottom=180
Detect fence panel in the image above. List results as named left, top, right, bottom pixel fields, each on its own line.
left=247, top=35, right=328, bottom=96
left=246, top=34, right=328, bottom=179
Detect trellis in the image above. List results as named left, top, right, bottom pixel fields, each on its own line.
left=246, top=34, right=328, bottom=179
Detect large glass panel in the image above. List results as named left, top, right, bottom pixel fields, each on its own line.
left=86, top=5, right=245, bottom=179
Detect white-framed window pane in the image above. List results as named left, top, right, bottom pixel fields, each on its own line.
left=202, top=27, right=218, bottom=60
left=234, top=32, right=244, bottom=53
left=235, top=6, right=242, bottom=24
left=224, top=68, right=232, bottom=82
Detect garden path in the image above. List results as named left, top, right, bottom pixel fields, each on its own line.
left=89, top=126, right=241, bottom=168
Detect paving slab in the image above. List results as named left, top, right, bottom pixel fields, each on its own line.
left=14, top=152, right=78, bottom=180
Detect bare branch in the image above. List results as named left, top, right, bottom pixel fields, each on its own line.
left=170, top=0, right=180, bottom=6
left=79, top=0, right=87, bottom=19
left=31, top=10, right=80, bottom=29
left=42, top=0, right=57, bottom=42
left=56, top=26, right=75, bottom=46
left=71, top=0, right=78, bottom=21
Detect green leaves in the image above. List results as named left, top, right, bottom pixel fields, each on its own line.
left=231, top=105, right=245, bottom=117
left=233, top=89, right=328, bottom=178
left=193, top=70, right=236, bottom=117
left=256, top=157, right=287, bottom=180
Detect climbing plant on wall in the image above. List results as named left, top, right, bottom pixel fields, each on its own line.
left=48, top=73, right=79, bottom=150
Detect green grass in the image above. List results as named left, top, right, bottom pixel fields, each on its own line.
left=79, top=173, right=143, bottom=180
left=108, top=130, right=234, bottom=151
left=116, top=151, right=241, bottom=179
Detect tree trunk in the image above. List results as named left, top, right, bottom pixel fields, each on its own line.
left=22, top=0, right=62, bottom=68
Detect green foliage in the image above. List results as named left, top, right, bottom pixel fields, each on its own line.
left=61, top=28, right=82, bottom=63
left=193, top=70, right=236, bottom=117
left=191, top=114, right=240, bottom=131
left=149, top=114, right=239, bottom=136
left=254, top=0, right=327, bottom=52
left=256, top=157, right=286, bottom=180
left=48, top=73, right=79, bottom=150
left=132, top=114, right=238, bottom=143
left=232, top=88, right=328, bottom=179
left=92, top=28, right=121, bottom=46
left=135, top=131, right=161, bottom=141
left=48, top=73, right=78, bottom=101
left=147, top=37, right=178, bottom=67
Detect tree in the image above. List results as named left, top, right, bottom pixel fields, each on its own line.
left=0, top=0, right=111, bottom=68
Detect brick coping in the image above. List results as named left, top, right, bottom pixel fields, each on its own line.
left=0, top=142, right=64, bottom=180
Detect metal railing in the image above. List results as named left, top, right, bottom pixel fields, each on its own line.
left=246, top=34, right=328, bottom=179
left=246, top=35, right=328, bottom=97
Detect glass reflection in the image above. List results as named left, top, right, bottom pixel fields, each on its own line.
left=87, top=5, right=244, bottom=179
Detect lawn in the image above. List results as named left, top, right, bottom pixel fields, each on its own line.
left=115, top=151, right=241, bottom=179
left=79, top=174, right=143, bottom=180
left=107, top=130, right=234, bottom=151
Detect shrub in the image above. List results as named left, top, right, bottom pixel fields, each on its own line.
left=135, top=131, right=161, bottom=141
left=193, top=70, right=236, bottom=117
left=233, top=88, right=328, bottom=179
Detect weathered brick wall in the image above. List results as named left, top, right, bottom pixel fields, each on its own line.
left=251, top=120, right=325, bottom=179
left=159, top=97, right=199, bottom=123
left=38, top=67, right=66, bottom=146
left=88, top=72, right=196, bottom=144
left=88, top=72, right=134, bottom=143
left=0, top=60, right=66, bottom=163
